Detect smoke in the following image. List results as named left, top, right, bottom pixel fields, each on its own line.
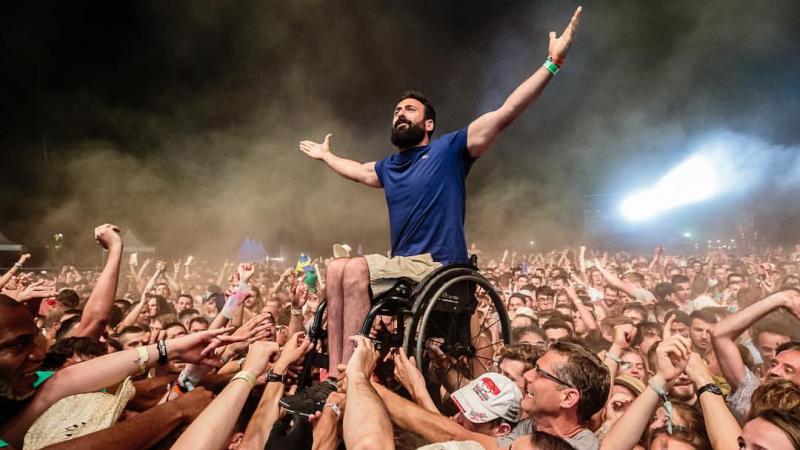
left=3, top=0, right=800, bottom=261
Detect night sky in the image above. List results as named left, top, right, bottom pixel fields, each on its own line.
left=3, top=1, right=800, bottom=262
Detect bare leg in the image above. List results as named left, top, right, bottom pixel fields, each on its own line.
left=342, top=257, right=371, bottom=364
left=325, top=258, right=348, bottom=378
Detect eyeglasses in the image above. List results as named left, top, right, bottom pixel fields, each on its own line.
left=535, top=364, right=575, bottom=389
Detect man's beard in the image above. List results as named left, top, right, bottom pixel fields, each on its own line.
left=391, top=118, right=427, bottom=149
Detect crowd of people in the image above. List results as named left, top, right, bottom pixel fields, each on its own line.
left=0, top=224, right=799, bottom=449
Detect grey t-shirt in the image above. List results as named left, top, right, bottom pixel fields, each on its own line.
left=496, top=418, right=599, bottom=450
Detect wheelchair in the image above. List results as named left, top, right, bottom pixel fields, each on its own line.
left=299, top=255, right=512, bottom=389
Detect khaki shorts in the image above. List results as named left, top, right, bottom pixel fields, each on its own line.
left=363, top=253, right=442, bottom=296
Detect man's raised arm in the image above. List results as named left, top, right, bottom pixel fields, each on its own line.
left=74, top=224, right=123, bottom=338
left=467, top=7, right=582, bottom=158
left=299, top=133, right=381, bottom=188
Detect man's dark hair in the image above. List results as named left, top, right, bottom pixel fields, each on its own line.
left=117, top=325, right=145, bottom=339
left=42, top=336, right=107, bottom=370
left=398, top=91, right=436, bottom=137
left=689, top=309, right=718, bottom=325
left=752, top=316, right=796, bottom=342
left=544, top=318, right=574, bottom=337
left=537, top=286, right=554, bottom=298
left=549, top=341, right=611, bottom=422
left=528, top=431, right=574, bottom=450
left=164, top=321, right=187, bottom=334
left=623, top=303, right=647, bottom=317
left=654, top=300, right=679, bottom=317
left=654, top=282, right=675, bottom=301
left=108, top=305, right=123, bottom=329
left=55, top=316, right=82, bottom=341
left=665, top=310, right=691, bottom=326
left=632, top=321, right=663, bottom=348
left=511, top=325, right=546, bottom=344
left=178, top=308, right=200, bottom=322
left=726, top=272, right=745, bottom=283
left=671, top=274, right=690, bottom=286
left=114, top=299, right=132, bottom=314
left=188, top=317, right=209, bottom=330
left=776, top=341, right=800, bottom=356
left=57, top=289, right=81, bottom=308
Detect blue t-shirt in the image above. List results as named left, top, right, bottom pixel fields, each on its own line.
left=374, top=127, right=475, bottom=264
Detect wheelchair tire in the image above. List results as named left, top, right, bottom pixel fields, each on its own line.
left=403, top=270, right=511, bottom=385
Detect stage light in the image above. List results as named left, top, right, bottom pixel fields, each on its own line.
left=620, top=154, right=718, bottom=222
left=683, top=232, right=692, bottom=238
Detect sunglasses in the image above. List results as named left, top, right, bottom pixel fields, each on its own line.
left=535, top=364, right=574, bottom=389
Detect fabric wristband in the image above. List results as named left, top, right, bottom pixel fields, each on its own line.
left=543, top=59, right=560, bottom=75
left=605, top=352, right=623, bottom=365
left=13, top=263, right=23, bottom=269
left=325, top=403, right=342, bottom=417
left=135, top=346, right=149, bottom=376
left=231, top=370, right=256, bottom=389
left=291, top=308, right=303, bottom=316
left=648, top=379, right=674, bottom=434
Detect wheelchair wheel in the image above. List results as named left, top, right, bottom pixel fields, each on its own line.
left=403, top=269, right=511, bottom=388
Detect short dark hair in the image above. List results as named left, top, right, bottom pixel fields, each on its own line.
left=398, top=91, right=436, bottom=137
left=689, top=309, right=718, bottom=325
left=544, top=318, right=573, bottom=338
left=58, top=289, right=81, bottom=308
left=42, top=336, right=107, bottom=370
left=671, top=274, right=690, bottom=285
left=55, top=316, right=82, bottom=341
left=776, top=341, right=800, bottom=356
left=178, top=308, right=200, bottom=322
left=654, top=282, right=675, bottom=301
left=528, top=431, right=574, bottom=450
left=623, top=303, right=647, bottom=317
left=188, top=317, right=209, bottom=330
left=549, top=341, right=610, bottom=422
left=511, top=325, right=546, bottom=344
left=118, top=325, right=145, bottom=338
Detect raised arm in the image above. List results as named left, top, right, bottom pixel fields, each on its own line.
left=601, top=334, right=691, bottom=450
left=466, top=7, right=582, bottom=158
left=299, top=134, right=381, bottom=188
left=75, top=224, right=123, bottom=338
left=344, top=336, right=395, bottom=450
left=0, top=328, right=240, bottom=448
left=173, top=341, right=280, bottom=450
left=684, top=352, right=741, bottom=450
left=710, top=290, right=798, bottom=390
left=0, top=254, right=30, bottom=291
left=594, top=259, right=638, bottom=299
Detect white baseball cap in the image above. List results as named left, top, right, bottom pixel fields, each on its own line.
left=450, top=372, right=522, bottom=424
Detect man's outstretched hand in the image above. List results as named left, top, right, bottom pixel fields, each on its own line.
left=299, top=134, right=333, bottom=161
left=548, top=6, right=582, bottom=63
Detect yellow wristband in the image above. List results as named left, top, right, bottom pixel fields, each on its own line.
left=231, top=370, right=256, bottom=389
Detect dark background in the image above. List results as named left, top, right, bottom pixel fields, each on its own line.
left=2, top=1, right=800, bottom=263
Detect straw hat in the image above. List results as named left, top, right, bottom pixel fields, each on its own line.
left=24, top=377, right=135, bottom=450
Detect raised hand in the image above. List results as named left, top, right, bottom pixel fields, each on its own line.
left=156, top=260, right=167, bottom=274
left=299, top=134, right=333, bottom=161
left=655, top=333, right=692, bottom=385
left=15, top=280, right=58, bottom=302
left=241, top=340, right=281, bottom=376
left=393, top=348, right=425, bottom=394
left=94, top=223, right=122, bottom=250
left=238, top=263, right=256, bottom=283
left=782, top=289, right=800, bottom=320
left=275, top=331, right=312, bottom=370
left=346, top=335, right=380, bottom=379
left=16, top=253, right=31, bottom=266
left=548, top=6, right=582, bottom=63
left=168, top=327, right=246, bottom=368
